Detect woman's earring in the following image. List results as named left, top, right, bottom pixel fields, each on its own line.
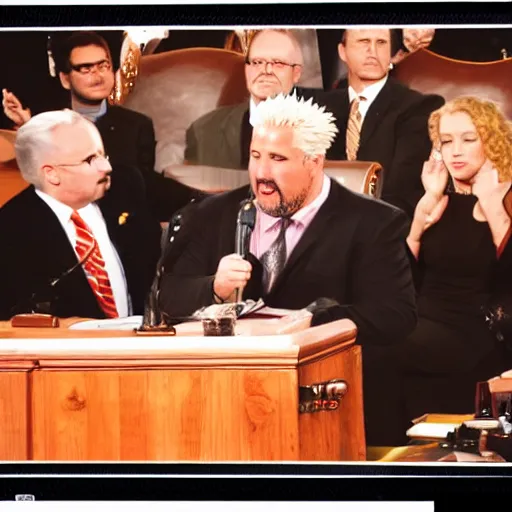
left=433, top=149, right=443, bottom=162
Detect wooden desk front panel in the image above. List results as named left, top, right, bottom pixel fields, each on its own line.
left=0, top=367, right=32, bottom=460
left=31, top=367, right=299, bottom=461
left=298, top=345, right=365, bottom=461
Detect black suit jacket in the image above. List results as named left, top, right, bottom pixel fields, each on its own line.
left=96, top=105, right=156, bottom=178
left=96, top=105, right=192, bottom=221
left=307, top=78, right=445, bottom=217
left=159, top=179, right=417, bottom=349
left=0, top=165, right=162, bottom=320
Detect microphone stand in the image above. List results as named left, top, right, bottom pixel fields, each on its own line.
left=135, top=259, right=176, bottom=336
left=135, top=212, right=185, bottom=336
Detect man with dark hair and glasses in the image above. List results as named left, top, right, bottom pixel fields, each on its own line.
left=2, top=31, right=187, bottom=221
left=184, top=29, right=304, bottom=170
left=0, top=109, right=161, bottom=320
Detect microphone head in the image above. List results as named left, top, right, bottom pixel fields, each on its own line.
left=237, top=198, right=256, bottom=229
left=235, top=198, right=257, bottom=258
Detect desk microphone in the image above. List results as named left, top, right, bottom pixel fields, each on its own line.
left=136, top=207, right=190, bottom=335
left=234, top=197, right=256, bottom=302
left=49, top=241, right=97, bottom=288
left=10, top=239, right=97, bottom=318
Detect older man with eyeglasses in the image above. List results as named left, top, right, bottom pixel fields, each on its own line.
left=2, top=31, right=188, bottom=222
left=0, top=109, right=161, bottom=321
left=184, top=29, right=304, bottom=170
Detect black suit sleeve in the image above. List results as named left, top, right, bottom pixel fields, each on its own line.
left=339, top=207, right=417, bottom=346
left=0, top=215, right=26, bottom=319
left=136, top=114, right=157, bottom=175
left=158, top=199, right=221, bottom=317
left=380, top=94, right=445, bottom=217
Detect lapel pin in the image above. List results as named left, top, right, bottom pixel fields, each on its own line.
left=118, top=212, right=129, bottom=225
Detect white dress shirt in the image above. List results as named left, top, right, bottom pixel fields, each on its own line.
left=348, top=75, right=388, bottom=122
left=248, top=97, right=260, bottom=128
left=35, top=190, right=131, bottom=316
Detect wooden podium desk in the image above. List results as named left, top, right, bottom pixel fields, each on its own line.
left=0, top=317, right=365, bottom=462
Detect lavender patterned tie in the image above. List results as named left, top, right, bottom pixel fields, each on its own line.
left=260, top=217, right=292, bottom=294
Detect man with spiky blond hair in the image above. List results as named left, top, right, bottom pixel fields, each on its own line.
left=161, top=93, right=416, bottom=445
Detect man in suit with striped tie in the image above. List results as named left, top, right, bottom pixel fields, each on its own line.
left=0, top=109, right=161, bottom=320
left=316, top=28, right=444, bottom=217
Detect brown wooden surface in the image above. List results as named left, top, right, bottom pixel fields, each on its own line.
left=296, top=318, right=357, bottom=364
left=0, top=317, right=132, bottom=339
left=0, top=368, right=32, bottom=460
left=0, top=318, right=362, bottom=461
left=489, top=377, right=512, bottom=393
left=31, top=367, right=298, bottom=461
left=298, top=345, right=365, bottom=461
left=0, top=162, right=28, bottom=208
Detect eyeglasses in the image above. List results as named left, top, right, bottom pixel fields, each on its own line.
left=69, top=59, right=112, bottom=75
left=53, top=154, right=110, bottom=169
left=245, top=58, right=301, bottom=71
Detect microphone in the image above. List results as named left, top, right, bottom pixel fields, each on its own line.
left=49, top=240, right=97, bottom=289
left=136, top=204, right=194, bottom=335
left=234, top=197, right=257, bottom=302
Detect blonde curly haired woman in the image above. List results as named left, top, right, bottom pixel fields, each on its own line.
left=397, top=96, right=512, bottom=421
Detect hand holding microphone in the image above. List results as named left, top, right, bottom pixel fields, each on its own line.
left=213, top=254, right=252, bottom=303
left=231, top=197, right=257, bottom=302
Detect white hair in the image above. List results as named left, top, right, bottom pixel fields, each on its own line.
left=15, top=109, right=88, bottom=188
left=253, top=92, right=338, bottom=156
left=247, top=29, right=304, bottom=66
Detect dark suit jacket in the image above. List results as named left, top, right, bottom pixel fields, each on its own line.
left=184, top=102, right=250, bottom=170
left=0, top=165, right=162, bottom=320
left=96, top=105, right=192, bottom=221
left=159, top=179, right=417, bottom=349
left=96, top=105, right=156, bottom=177
left=308, top=78, right=445, bottom=217
left=159, top=178, right=418, bottom=446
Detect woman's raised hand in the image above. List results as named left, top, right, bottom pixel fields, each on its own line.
left=471, top=159, right=511, bottom=206
left=409, top=150, right=449, bottom=242
left=421, top=149, right=449, bottom=200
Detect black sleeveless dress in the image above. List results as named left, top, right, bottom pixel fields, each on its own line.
left=398, top=193, right=511, bottom=418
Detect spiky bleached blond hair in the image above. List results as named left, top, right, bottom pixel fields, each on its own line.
left=253, top=92, right=338, bottom=156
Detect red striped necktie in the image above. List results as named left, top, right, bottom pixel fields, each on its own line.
left=70, top=210, right=119, bottom=318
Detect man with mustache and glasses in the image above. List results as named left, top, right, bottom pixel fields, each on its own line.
left=313, top=28, right=444, bottom=218
left=0, top=110, right=161, bottom=321
left=160, top=94, right=417, bottom=446
left=184, top=29, right=304, bottom=170
left=2, top=31, right=187, bottom=221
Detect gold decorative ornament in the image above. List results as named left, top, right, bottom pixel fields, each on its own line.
left=224, top=29, right=258, bottom=56
left=109, top=32, right=142, bottom=106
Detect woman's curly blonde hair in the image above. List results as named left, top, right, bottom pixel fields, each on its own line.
left=428, top=96, right=512, bottom=181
